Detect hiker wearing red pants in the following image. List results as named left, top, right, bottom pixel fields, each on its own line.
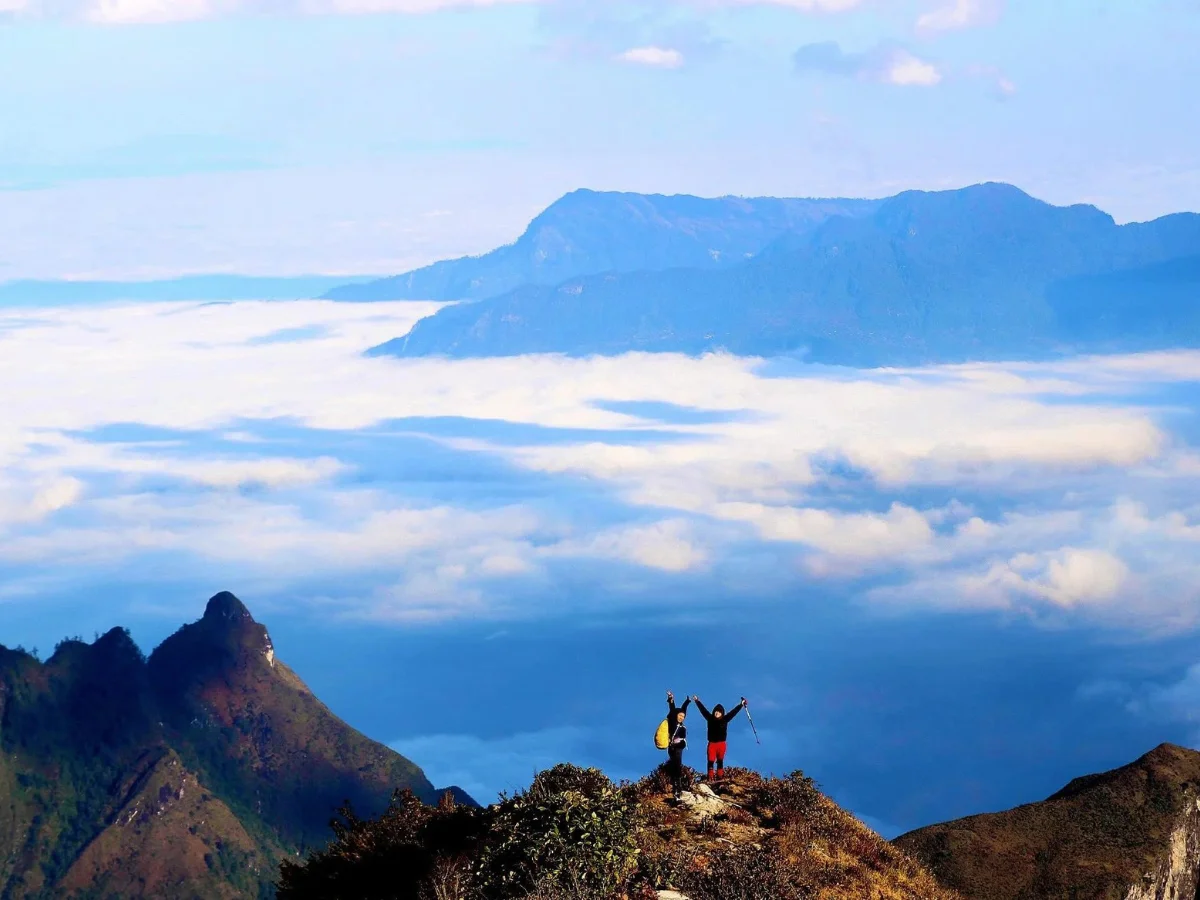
left=692, top=696, right=746, bottom=781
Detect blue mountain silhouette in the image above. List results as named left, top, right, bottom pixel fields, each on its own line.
left=352, top=183, right=1200, bottom=364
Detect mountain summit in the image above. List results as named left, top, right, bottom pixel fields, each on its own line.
left=279, top=764, right=959, bottom=900
left=203, top=589, right=255, bottom=624
left=0, top=592, right=467, bottom=900
left=325, top=189, right=879, bottom=302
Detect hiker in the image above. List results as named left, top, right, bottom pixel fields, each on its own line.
left=692, top=695, right=747, bottom=781
left=665, top=690, right=690, bottom=797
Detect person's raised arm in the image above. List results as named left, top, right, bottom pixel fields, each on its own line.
left=692, top=696, right=712, bottom=721
left=726, top=698, right=745, bottom=721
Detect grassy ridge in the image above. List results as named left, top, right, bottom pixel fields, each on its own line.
left=895, top=743, right=1200, bottom=900
left=279, top=763, right=959, bottom=900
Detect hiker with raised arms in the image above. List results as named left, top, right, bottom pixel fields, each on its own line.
left=658, top=690, right=690, bottom=798
left=692, top=695, right=748, bottom=782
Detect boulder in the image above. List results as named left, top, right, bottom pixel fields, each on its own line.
left=677, top=787, right=726, bottom=819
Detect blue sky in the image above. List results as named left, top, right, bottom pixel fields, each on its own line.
left=0, top=0, right=1197, bottom=278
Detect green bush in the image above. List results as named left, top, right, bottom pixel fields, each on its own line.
left=279, top=766, right=640, bottom=900
left=277, top=789, right=484, bottom=900
left=474, top=764, right=640, bottom=899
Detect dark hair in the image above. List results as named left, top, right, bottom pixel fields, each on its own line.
left=714, top=704, right=726, bottom=715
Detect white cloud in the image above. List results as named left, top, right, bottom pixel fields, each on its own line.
left=714, top=501, right=935, bottom=565
left=916, top=0, right=1004, bottom=33
left=28, top=478, right=85, bottom=518
left=884, top=50, right=943, bottom=86
left=26, top=435, right=346, bottom=489
left=547, top=519, right=709, bottom=572
left=875, top=547, right=1132, bottom=615
left=4, top=300, right=1200, bottom=626
left=794, top=41, right=943, bottom=88
left=359, top=565, right=489, bottom=623
left=1022, top=548, right=1131, bottom=608
left=0, top=477, right=84, bottom=529
left=617, top=46, right=685, bottom=69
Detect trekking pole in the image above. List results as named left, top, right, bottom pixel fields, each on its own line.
left=744, top=701, right=761, bottom=745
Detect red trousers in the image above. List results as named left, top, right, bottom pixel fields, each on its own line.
left=707, top=741, right=727, bottom=764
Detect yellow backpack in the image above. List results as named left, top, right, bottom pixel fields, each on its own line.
left=654, top=718, right=670, bottom=750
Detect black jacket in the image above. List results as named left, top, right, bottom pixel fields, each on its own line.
left=667, top=696, right=690, bottom=752
left=695, top=699, right=744, bottom=743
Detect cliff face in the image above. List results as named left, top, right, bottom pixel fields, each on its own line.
left=895, top=743, right=1200, bottom=900
left=1123, top=794, right=1200, bottom=900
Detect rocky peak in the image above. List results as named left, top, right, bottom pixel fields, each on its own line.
left=202, top=591, right=254, bottom=627
left=148, top=593, right=277, bottom=705
left=198, top=591, right=273, bottom=662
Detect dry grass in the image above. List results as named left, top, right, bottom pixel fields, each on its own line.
left=631, top=768, right=960, bottom=900
left=896, top=743, right=1200, bottom=900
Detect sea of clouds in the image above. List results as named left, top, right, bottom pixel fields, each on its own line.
left=4, top=298, right=1200, bottom=628
left=8, top=297, right=1200, bottom=821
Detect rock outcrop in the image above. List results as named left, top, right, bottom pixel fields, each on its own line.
left=676, top=783, right=728, bottom=820
left=1122, top=794, right=1200, bottom=900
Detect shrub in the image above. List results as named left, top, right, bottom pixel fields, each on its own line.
left=656, top=843, right=804, bottom=900
left=474, top=764, right=640, bottom=899
left=634, top=762, right=700, bottom=799
left=277, top=790, right=485, bottom=900
left=759, top=771, right=822, bottom=823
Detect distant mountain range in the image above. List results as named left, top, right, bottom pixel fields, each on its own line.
left=0, top=592, right=467, bottom=900
left=324, top=189, right=880, bottom=303
left=896, top=742, right=1200, bottom=900
left=345, top=183, right=1200, bottom=365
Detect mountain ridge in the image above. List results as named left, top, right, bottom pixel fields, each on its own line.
left=895, top=741, right=1200, bottom=900
left=325, top=188, right=881, bottom=302
left=359, top=182, right=1200, bottom=365
left=278, top=763, right=962, bottom=900
left=279, top=741, right=1200, bottom=899
left=0, top=592, right=470, bottom=900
